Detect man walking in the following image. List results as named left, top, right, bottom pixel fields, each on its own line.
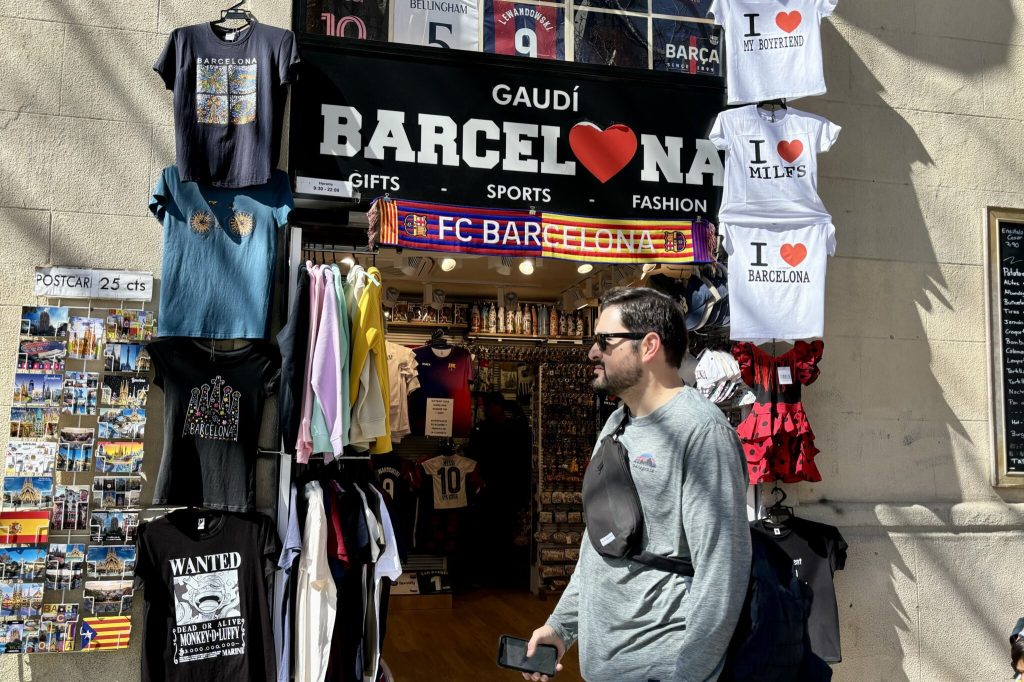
left=523, top=287, right=751, bottom=682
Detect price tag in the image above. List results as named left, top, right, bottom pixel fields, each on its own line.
left=425, top=398, right=454, bottom=437
left=295, top=176, right=355, bottom=199
left=777, top=367, right=793, bottom=385
left=34, top=267, right=153, bottom=301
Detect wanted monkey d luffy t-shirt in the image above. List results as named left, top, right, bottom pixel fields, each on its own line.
left=135, top=510, right=281, bottom=682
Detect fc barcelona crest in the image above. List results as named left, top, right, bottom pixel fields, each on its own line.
left=404, top=214, right=428, bottom=237
left=663, top=231, right=688, bottom=253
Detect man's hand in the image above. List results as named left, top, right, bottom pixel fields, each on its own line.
left=520, top=625, right=565, bottom=681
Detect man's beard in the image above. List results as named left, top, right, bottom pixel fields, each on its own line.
left=592, top=358, right=642, bottom=396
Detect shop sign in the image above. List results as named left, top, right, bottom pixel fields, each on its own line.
left=371, top=197, right=717, bottom=264
left=291, top=42, right=725, bottom=220
left=34, top=267, right=153, bottom=302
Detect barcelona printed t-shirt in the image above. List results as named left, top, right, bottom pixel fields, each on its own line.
left=148, top=339, right=280, bottom=512
left=154, top=21, right=300, bottom=188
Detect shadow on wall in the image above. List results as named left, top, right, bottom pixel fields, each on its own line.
left=797, top=2, right=1021, bottom=679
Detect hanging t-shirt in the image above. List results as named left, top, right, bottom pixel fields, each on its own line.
left=420, top=454, right=480, bottom=510
left=372, top=454, right=417, bottom=560
left=751, top=517, right=847, bottom=662
left=722, top=222, right=835, bottom=341
left=409, top=346, right=473, bottom=437
left=148, top=339, right=280, bottom=511
left=709, top=0, right=837, bottom=104
left=385, top=342, right=420, bottom=443
left=150, top=166, right=293, bottom=339
left=135, top=509, right=280, bottom=682
left=709, top=105, right=840, bottom=226
left=154, top=21, right=301, bottom=188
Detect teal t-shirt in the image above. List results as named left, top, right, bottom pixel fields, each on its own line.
left=149, top=165, right=292, bottom=339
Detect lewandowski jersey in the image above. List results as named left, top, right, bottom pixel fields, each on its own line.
left=372, top=454, right=416, bottom=559
left=484, top=0, right=565, bottom=60
left=409, top=346, right=473, bottom=438
left=420, top=454, right=479, bottom=510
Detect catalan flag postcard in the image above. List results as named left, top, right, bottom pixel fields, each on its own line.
left=80, top=616, right=131, bottom=651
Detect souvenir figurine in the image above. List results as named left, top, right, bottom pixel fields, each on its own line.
left=470, top=304, right=481, bottom=333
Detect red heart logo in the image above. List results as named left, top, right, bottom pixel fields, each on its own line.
left=569, top=123, right=638, bottom=184
left=777, top=140, right=804, bottom=163
left=780, top=243, right=807, bottom=267
left=776, top=10, right=802, bottom=32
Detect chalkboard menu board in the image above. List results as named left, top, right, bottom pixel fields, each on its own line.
left=988, top=210, right=1024, bottom=484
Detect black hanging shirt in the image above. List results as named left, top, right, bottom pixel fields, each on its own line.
left=148, top=339, right=280, bottom=511
left=135, top=509, right=281, bottom=682
left=751, top=516, right=848, bottom=662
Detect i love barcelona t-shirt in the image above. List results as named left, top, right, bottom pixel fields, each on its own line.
left=709, top=0, right=837, bottom=104
left=722, top=222, right=835, bottom=341
left=709, top=105, right=840, bottom=226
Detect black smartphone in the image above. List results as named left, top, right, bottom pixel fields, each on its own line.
left=496, top=635, right=558, bottom=676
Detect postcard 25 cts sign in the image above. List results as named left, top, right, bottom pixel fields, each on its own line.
left=35, top=267, right=153, bottom=302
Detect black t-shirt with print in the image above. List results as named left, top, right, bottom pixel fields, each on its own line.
left=136, top=509, right=281, bottom=682
left=751, top=516, right=848, bottom=663
left=153, top=22, right=301, bottom=188
left=149, top=339, right=280, bottom=511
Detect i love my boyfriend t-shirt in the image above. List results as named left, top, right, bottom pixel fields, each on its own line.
left=136, top=509, right=280, bottom=682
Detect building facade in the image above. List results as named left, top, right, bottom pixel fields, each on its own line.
left=0, top=0, right=1023, bottom=680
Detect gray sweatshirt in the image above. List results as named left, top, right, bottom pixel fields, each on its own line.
left=546, top=387, right=751, bottom=682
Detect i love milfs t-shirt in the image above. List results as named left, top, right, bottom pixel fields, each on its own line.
left=709, top=0, right=837, bottom=104
left=709, top=105, right=840, bottom=226
left=722, top=222, right=835, bottom=341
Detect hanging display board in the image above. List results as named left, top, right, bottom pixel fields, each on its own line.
left=290, top=40, right=725, bottom=220
left=987, top=208, right=1024, bottom=485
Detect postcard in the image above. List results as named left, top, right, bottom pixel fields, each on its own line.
left=104, top=309, right=157, bottom=343
left=92, top=477, right=142, bottom=510
left=0, top=546, right=47, bottom=582
left=61, top=371, right=99, bottom=416
left=86, top=545, right=136, bottom=580
left=103, top=343, right=150, bottom=373
left=66, top=317, right=105, bottom=360
left=0, top=581, right=43, bottom=618
left=56, top=442, right=93, bottom=473
left=16, top=338, right=66, bottom=372
left=51, top=485, right=89, bottom=531
left=2, top=477, right=53, bottom=510
left=82, top=580, right=134, bottom=617
left=94, top=441, right=143, bottom=474
left=12, top=373, right=62, bottom=407
left=45, top=545, right=85, bottom=591
left=89, top=512, right=138, bottom=545
left=79, top=615, right=131, bottom=650
left=4, top=441, right=56, bottom=476
left=1, top=619, right=40, bottom=654
left=8, top=407, right=59, bottom=441
left=0, top=511, right=49, bottom=544
left=19, top=306, right=69, bottom=337
left=38, top=603, right=79, bottom=653
left=97, top=408, right=145, bottom=440
left=100, top=376, right=148, bottom=408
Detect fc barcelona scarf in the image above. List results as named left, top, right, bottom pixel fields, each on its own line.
left=369, top=198, right=717, bottom=265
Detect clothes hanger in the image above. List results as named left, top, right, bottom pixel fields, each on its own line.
left=212, top=1, right=256, bottom=29
left=757, top=98, right=787, bottom=122
left=429, top=328, right=450, bottom=349
left=765, top=485, right=794, bottom=523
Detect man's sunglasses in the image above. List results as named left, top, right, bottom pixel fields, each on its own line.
left=592, top=332, right=648, bottom=351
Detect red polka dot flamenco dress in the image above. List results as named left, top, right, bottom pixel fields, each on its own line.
left=732, top=340, right=824, bottom=484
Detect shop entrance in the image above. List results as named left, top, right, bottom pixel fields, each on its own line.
left=296, top=237, right=624, bottom=681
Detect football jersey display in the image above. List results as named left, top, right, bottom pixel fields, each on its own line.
left=419, top=454, right=479, bottom=510
left=392, top=0, right=479, bottom=50
left=409, top=346, right=474, bottom=438
left=372, top=454, right=416, bottom=559
left=483, top=0, right=565, bottom=60
left=709, top=0, right=837, bottom=104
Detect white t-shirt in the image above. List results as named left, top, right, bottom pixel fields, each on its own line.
left=392, top=0, right=479, bottom=50
left=723, top=222, right=836, bottom=341
left=709, top=0, right=837, bottom=104
left=421, top=454, right=478, bottom=509
left=385, top=341, right=420, bottom=443
left=709, top=105, right=840, bottom=226
left=296, top=482, right=337, bottom=682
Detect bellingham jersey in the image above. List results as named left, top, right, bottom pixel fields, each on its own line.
left=409, top=346, right=474, bottom=438
left=419, top=454, right=479, bottom=510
